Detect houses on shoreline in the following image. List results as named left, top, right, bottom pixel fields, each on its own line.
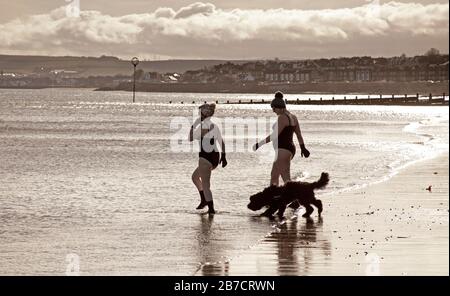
left=1, top=51, right=448, bottom=88
left=181, top=53, right=449, bottom=84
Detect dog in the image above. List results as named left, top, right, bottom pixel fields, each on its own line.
left=248, top=172, right=329, bottom=219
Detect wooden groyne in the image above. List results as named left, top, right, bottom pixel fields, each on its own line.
left=283, top=93, right=448, bottom=106
left=169, top=93, right=448, bottom=106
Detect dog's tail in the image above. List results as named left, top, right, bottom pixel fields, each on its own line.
left=310, top=172, right=329, bottom=190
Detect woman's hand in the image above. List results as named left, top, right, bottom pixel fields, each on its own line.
left=219, top=153, right=228, bottom=168
left=300, top=144, right=310, bottom=158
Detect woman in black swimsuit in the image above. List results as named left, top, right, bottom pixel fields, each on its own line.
left=253, top=92, right=310, bottom=186
left=189, top=103, right=227, bottom=214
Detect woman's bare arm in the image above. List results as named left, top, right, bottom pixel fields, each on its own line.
left=294, top=116, right=310, bottom=157
left=188, top=118, right=202, bottom=142
left=215, top=125, right=225, bottom=154
left=214, top=124, right=228, bottom=167
left=294, top=118, right=305, bottom=146
left=188, top=126, right=194, bottom=142
left=253, top=115, right=288, bottom=150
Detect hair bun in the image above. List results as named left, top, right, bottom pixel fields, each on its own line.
left=275, top=91, right=284, bottom=99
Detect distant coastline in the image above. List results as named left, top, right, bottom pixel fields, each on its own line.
left=1, top=52, right=448, bottom=95
left=95, top=81, right=449, bottom=96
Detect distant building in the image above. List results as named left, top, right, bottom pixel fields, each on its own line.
left=142, top=72, right=161, bottom=82
left=184, top=53, right=448, bottom=84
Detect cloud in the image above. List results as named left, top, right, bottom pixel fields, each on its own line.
left=0, top=1, right=448, bottom=59
left=174, top=2, right=216, bottom=19
left=154, top=7, right=176, bottom=19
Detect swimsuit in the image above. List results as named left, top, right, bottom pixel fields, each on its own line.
left=199, top=122, right=220, bottom=169
left=276, top=113, right=296, bottom=157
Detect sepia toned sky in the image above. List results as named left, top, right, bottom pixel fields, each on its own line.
left=0, top=0, right=448, bottom=59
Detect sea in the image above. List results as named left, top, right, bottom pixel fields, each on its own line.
left=0, top=88, right=448, bottom=275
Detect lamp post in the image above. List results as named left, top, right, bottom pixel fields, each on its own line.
left=131, top=57, right=139, bottom=103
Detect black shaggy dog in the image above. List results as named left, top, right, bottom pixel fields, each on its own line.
left=248, top=172, right=329, bottom=219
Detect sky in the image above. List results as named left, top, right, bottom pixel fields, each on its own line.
left=0, top=0, right=448, bottom=59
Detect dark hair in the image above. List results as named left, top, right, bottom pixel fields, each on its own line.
left=271, top=91, right=286, bottom=108
left=274, top=91, right=284, bottom=99
left=199, top=102, right=216, bottom=117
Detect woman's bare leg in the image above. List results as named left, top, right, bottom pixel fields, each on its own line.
left=271, top=160, right=281, bottom=186
left=279, top=149, right=292, bottom=184
left=271, top=149, right=292, bottom=186
left=191, top=167, right=203, bottom=191
left=198, top=158, right=215, bottom=213
left=198, top=158, right=213, bottom=201
left=192, top=167, right=207, bottom=209
left=278, top=149, right=300, bottom=210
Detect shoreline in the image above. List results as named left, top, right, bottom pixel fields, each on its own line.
left=198, top=153, right=449, bottom=276
left=322, top=147, right=449, bottom=201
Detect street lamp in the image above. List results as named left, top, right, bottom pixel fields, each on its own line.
left=131, top=57, right=139, bottom=103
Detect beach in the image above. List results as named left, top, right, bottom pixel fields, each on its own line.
left=199, top=154, right=449, bottom=276
left=1, top=0, right=449, bottom=280
left=0, top=89, right=448, bottom=275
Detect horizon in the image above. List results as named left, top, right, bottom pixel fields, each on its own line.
left=1, top=50, right=449, bottom=62
left=0, top=0, right=448, bottom=59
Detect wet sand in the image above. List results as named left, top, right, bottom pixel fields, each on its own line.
left=199, top=154, right=449, bottom=276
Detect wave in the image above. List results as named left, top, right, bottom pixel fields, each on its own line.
left=319, top=115, right=448, bottom=198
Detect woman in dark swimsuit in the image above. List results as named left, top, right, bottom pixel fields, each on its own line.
left=253, top=92, right=310, bottom=186
left=189, top=103, right=227, bottom=214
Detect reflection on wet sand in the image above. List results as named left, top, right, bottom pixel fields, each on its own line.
left=195, top=214, right=229, bottom=276
left=274, top=217, right=332, bottom=275
left=198, top=215, right=332, bottom=276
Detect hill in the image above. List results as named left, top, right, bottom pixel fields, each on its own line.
left=0, top=54, right=246, bottom=76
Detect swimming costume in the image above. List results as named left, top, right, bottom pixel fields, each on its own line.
left=276, top=113, right=296, bottom=157
left=199, top=122, right=220, bottom=169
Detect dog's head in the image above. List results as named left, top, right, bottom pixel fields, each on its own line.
left=248, top=185, right=283, bottom=211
